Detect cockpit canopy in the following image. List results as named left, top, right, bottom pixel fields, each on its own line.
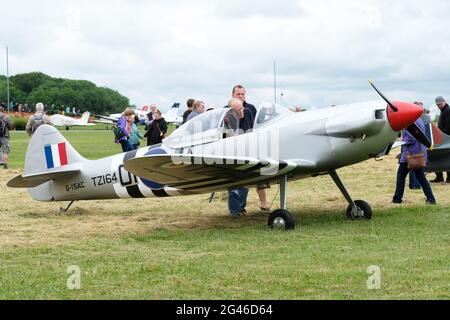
left=164, top=101, right=293, bottom=149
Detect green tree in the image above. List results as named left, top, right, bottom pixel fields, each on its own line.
left=0, top=72, right=131, bottom=114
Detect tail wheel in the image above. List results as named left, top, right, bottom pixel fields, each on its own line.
left=347, top=200, right=372, bottom=220
left=268, top=209, right=295, bottom=230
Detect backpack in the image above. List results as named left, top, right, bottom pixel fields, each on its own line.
left=113, top=124, right=124, bottom=140
left=0, top=116, right=7, bottom=137
left=30, top=114, right=44, bottom=134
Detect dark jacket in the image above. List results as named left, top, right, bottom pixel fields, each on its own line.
left=243, top=101, right=257, bottom=121
left=438, top=104, right=450, bottom=135
left=223, top=101, right=256, bottom=130
left=182, top=110, right=192, bottom=124
left=145, top=118, right=168, bottom=146
left=239, top=108, right=255, bottom=133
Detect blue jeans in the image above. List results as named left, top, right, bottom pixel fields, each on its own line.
left=228, top=188, right=249, bottom=215
left=393, top=163, right=436, bottom=203
left=409, top=171, right=421, bottom=189
left=119, top=140, right=131, bottom=153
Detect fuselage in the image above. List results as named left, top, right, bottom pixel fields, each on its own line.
left=30, top=100, right=402, bottom=202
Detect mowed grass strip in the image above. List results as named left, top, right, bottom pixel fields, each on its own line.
left=0, top=130, right=449, bottom=299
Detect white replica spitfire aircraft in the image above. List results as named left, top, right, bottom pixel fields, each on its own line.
left=8, top=82, right=432, bottom=230
left=50, top=112, right=95, bottom=129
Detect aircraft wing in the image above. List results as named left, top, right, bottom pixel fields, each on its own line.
left=124, top=154, right=298, bottom=192
left=392, top=141, right=406, bottom=149
left=94, top=115, right=119, bottom=124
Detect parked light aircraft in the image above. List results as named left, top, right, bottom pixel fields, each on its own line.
left=95, top=105, right=151, bottom=125
left=95, top=103, right=183, bottom=126
left=50, top=112, right=95, bottom=128
left=8, top=82, right=432, bottom=230
left=163, top=103, right=183, bottom=126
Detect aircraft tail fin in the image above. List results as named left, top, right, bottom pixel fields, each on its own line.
left=8, top=125, right=86, bottom=192
left=164, top=103, right=180, bottom=120
left=80, top=112, right=91, bottom=124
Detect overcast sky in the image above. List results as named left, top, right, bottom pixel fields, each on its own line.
left=2, top=0, right=450, bottom=111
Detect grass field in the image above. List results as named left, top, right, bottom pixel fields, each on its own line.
left=0, top=129, right=449, bottom=299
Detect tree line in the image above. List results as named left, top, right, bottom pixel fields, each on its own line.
left=0, top=72, right=130, bottom=114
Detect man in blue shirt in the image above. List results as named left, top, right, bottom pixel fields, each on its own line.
left=231, top=85, right=271, bottom=212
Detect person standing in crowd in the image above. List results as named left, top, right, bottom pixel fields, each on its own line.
left=144, top=110, right=167, bottom=146
left=115, top=108, right=135, bottom=153
left=145, top=105, right=158, bottom=130
left=0, top=106, right=14, bottom=169
left=409, top=102, right=428, bottom=190
left=182, top=99, right=196, bottom=124
left=185, top=100, right=206, bottom=122
left=226, top=98, right=253, bottom=217
left=392, top=107, right=436, bottom=205
left=430, top=96, right=450, bottom=183
left=231, top=84, right=270, bottom=212
left=25, top=102, right=53, bottom=137
left=232, top=85, right=257, bottom=123
left=128, top=114, right=144, bottom=150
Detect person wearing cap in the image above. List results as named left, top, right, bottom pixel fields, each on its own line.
left=430, top=96, right=450, bottom=183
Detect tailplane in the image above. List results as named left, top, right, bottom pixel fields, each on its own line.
left=7, top=125, right=86, bottom=192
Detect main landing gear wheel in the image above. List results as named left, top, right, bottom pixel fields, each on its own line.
left=346, top=200, right=372, bottom=220
left=268, top=209, right=295, bottom=230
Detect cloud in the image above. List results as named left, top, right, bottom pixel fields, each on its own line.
left=1, top=0, right=450, bottom=111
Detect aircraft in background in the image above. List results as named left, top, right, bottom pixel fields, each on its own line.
left=50, top=112, right=95, bottom=129
left=97, top=105, right=151, bottom=125
left=95, top=104, right=183, bottom=126
left=163, top=103, right=183, bottom=126
left=8, top=81, right=432, bottom=230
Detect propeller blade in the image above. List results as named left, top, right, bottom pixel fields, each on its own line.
left=368, top=80, right=399, bottom=112
left=406, top=123, right=433, bottom=149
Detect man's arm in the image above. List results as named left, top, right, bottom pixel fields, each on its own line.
left=25, top=116, right=33, bottom=135
left=44, top=115, right=53, bottom=125
left=444, top=109, right=450, bottom=134
left=6, top=117, right=14, bottom=130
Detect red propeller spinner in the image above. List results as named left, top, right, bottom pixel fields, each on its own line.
left=387, top=101, right=424, bottom=132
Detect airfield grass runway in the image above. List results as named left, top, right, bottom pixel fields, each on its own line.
left=0, top=129, right=449, bottom=299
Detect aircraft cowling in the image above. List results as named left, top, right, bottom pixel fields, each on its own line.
left=324, top=108, right=385, bottom=138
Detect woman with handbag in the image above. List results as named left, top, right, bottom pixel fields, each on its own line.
left=144, top=110, right=167, bottom=146
left=392, top=116, right=436, bottom=204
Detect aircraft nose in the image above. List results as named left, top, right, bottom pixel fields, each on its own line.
left=387, top=101, right=424, bottom=132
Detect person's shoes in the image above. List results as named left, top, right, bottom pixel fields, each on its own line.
left=230, top=209, right=246, bottom=218
left=392, top=200, right=402, bottom=204
left=409, top=187, right=421, bottom=190
left=426, top=200, right=436, bottom=205
left=430, top=178, right=444, bottom=183
left=3, top=164, right=8, bottom=170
